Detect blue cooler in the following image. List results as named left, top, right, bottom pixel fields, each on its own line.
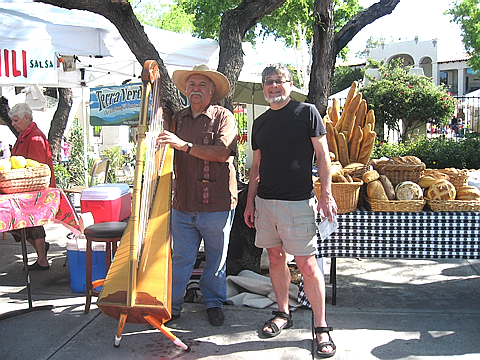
left=67, top=235, right=107, bottom=293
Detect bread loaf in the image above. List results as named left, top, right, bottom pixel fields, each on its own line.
left=395, top=181, right=423, bottom=200
left=337, top=131, right=350, bottom=167
left=331, top=162, right=344, bottom=178
left=331, top=98, right=340, bottom=126
left=348, top=126, right=363, bottom=163
left=325, top=121, right=339, bottom=162
left=362, top=169, right=380, bottom=183
left=333, top=174, right=348, bottom=183
left=426, top=179, right=456, bottom=200
left=456, top=185, right=480, bottom=200
left=367, top=180, right=388, bottom=200
left=379, top=175, right=396, bottom=200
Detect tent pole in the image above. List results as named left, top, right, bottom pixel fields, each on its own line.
left=82, top=86, right=88, bottom=186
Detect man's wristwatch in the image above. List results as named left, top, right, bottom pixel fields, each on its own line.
left=186, top=142, right=193, bottom=154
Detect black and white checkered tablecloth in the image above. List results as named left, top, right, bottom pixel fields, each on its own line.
left=317, top=206, right=480, bottom=259
left=297, top=206, right=480, bottom=307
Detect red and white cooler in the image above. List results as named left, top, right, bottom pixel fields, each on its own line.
left=80, top=183, right=131, bottom=223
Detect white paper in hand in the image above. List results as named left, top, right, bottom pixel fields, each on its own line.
left=317, top=215, right=338, bottom=240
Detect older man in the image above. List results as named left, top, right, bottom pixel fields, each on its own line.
left=9, top=103, right=56, bottom=271
left=158, top=64, right=237, bottom=326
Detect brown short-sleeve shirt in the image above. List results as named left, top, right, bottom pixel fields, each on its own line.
left=172, top=104, right=238, bottom=212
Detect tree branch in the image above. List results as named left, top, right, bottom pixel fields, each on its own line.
left=335, top=0, right=401, bottom=53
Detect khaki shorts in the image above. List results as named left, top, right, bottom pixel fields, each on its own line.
left=254, top=196, right=317, bottom=256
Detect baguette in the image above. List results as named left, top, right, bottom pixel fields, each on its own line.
left=341, top=93, right=362, bottom=141
left=365, top=109, right=375, bottom=129
left=325, top=121, right=339, bottom=162
left=331, top=98, right=340, bottom=126
left=349, top=126, right=363, bottom=163
left=358, top=128, right=376, bottom=164
left=337, top=131, right=350, bottom=167
left=352, top=99, right=367, bottom=137
left=335, top=82, right=357, bottom=131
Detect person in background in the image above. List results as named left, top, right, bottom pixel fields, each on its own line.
left=244, top=63, right=337, bottom=358
left=8, top=103, right=55, bottom=270
left=157, top=64, right=237, bottom=326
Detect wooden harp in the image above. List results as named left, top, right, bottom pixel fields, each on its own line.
left=96, top=60, right=189, bottom=351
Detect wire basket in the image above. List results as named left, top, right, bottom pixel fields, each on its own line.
left=365, top=196, right=426, bottom=212
left=371, top=160, right=425, bottom=187
left=0, top=164, right=51, bottom=194
left=426, top=199, right=480, bottom=212
left=314, top=180, right=363, bottom=214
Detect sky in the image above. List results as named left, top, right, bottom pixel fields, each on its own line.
left=250, top=0, right=466, bottom=65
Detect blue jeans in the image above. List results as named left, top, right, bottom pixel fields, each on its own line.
left=171, top=209, right=234, bottom=315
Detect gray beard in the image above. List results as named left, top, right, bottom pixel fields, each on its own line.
left=265, top=94, right=289, bottom=104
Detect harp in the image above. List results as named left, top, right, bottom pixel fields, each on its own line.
left=96, top=60, right=189, bottom=351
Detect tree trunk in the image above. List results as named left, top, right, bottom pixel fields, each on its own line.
left=48, top=88, right=73, bottom=162
left=309, top=0, right=401, bottom=116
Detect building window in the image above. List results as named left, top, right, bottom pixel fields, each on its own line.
left=440, top=71, right=448, bottom=85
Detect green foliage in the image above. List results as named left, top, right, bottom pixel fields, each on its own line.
left=359, top=59, right=456, bottom=142
left=54, top=163, right=71, bottom=189
left=100, top=146, right=125, bottom=183
left=446, top=0, right=480, bottom=73
left=332, top=65, right=363, bottom=94
left=134, top=0, right=194, bottom=33
left=67, top=118, right=92, bottom=187
left=169, top=0, right=361, bottom=59
left=372, top=133, right=480, bottom=169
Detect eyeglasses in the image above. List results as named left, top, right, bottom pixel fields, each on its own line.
left=263, top=79, right=290, bottom=86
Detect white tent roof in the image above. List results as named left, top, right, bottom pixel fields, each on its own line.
left=0, top=1, right=219, bottom=88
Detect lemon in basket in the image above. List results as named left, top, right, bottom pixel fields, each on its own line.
left=10, top=156, right=27, bottom=169
left=26, top=159, right=41, bottom=167
left=0, top=158, right=12, bottom=170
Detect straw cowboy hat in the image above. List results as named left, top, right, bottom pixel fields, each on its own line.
left=172, top=64, right=230, bottom=103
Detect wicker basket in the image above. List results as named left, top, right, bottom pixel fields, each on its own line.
left=0, top=164, right=51, bottom=194
left=437, top=168, right=469, bottom=189
left=427, top=199, right=480, bottom=212
left=371, top=160, right=426, bottom=187
left=365, top=196, right=426, bottom=212
left=314, top=180, right=363, bottom=214
left=343, top=163, right=370, bottom=179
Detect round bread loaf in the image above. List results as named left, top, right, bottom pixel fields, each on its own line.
left=362, top=169, right=380, bottom=183
left=395, top=181, right=423, bottom=200
left=456, top=185, right=480, bottom=200
left=379, top=175, right=395, bottom=200
left=426, top=179, right=456, bottom=200
left=418, top=175, right=437, bottom=189
left=367, top=180, right=388, bottom=200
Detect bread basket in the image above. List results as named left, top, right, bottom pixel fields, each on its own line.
left=314, top=179, right=363, bottom=214
left=371, top=159, right=425, bottom=187
left=365, top=197, right=426, bottom=212
left=426, top=199, right=480, bottom=212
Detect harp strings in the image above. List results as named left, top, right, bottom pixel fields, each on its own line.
left=137, top=78, right=165, bottom=259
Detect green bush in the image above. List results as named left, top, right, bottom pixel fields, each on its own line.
left=372, top=132, right=480, bottom=169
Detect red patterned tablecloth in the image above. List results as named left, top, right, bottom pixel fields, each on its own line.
left=0, top=188, right=80, bottom=235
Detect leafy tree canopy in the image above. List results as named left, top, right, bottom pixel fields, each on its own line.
left=359, top=58, right=456, bottom=142
left=132, top=0, right=194, bottom=33
left=446, top=0, right=480, bottom=73
left=168, top=0, right=362, bottom=59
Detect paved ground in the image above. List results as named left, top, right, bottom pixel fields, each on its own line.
left=1, top=223, right=479, bottom=359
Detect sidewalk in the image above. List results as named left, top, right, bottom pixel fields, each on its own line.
left=1, top=223, right=479, bottom=359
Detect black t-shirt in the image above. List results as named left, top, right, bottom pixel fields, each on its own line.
left=252, top=100, right=326, bottom=200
